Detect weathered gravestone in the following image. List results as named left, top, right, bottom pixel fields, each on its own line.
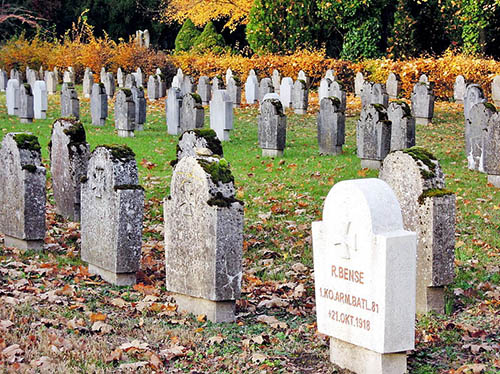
left=103, top=72, right=115, bottom=98
left=245, top=72, right=259, bottom=105
left=297, top=70, right=309, bottom=86
left=61, top=83, right=80, bottom=119
left=63, top=69, right=74, bottom=84
left=292, top=79, right=308, bottom=114
left=6, top=79, right=20, bottom=115
left=387, top=101, right=416, bottom=151
left=81, top=145, right=144, bottom=285
left=419, top=74, right=429, bottom=84
left=10, top=69, right=21, bottom=83
left=0, top=69, right=7, bottom=91
left=50, top=119, right=90, bottom=221
left=19, top=84, right=34, bottom=123
left=386, top=72, right=400, bottom=99
left=147, top=75, right=159, bottom=100
left=227, top=76, right=241, bottom=108
left=354, top=72, right=364, bottom=97
left=379, top=148, right=455, bottom=314
left=164, top=151, right=243, bottom=322
left=272, top=69, right=281, bottom=93
left=211, top=76, right=223, bottom=96
left=325, top=69, right=335, bottom=81
left=45, top=71, right=57, bottom=95
left=33, top=81, right=48, bottom=120
left=317, top=97, right=345, bottom=155
left=117, top=67, right=124, bottom=88
left=180, top=93, right=205, bottom=133
left=319, top=78, right=332, bottom=104
left=90, top=83, right=108, bottom=126
left=166, top=87, right=183, bottom=135
left=259, top=78, right=274, bottom=102
left=484, top=113, right=500, bottom=187
left=197, top=76, right=212, bottom=105
left=279, top=77, right=294, bottom=108
left=100, top=67, right=107, bottom=83
left=125, top=74, right=136, bottom=89
left=330, top=81, right=347, bottom=112
left=210, top=90, right=233, bottom=141
left=361, top=82, right=389, bottom=109
left=182, top=75, right=196, bottom=95
left=411, top=81, right=434, bottom=125
left=131, top=86, right=146, bottom=131
left=464, top=84, right=486, bottom=124
left=157, top=74, right=167, bottom=98
left=115, top=89, right=136, bottom=137
left=225, top=68, right=233, bottom=85
left=174, top=128, right=223, bottom=162
left=454, top=75, right=467, bottom=104
left=466, top=102, right=496, bottom=171
left=357, top=104, right=392, bottom=170
left=135, top=67, right=144, bottom=87
left=313, top=178, right=416, bottom=374
left=53, top=67, right=59, bottom=84
left=491, top=76, right=500, bottom=107
left=0, top=133, right=46, bottom=250
left=258, top=98, right=286, bottom=157
left=83, top=68, right=93, bottom=98
left=26, top=68, right=37, bottom=88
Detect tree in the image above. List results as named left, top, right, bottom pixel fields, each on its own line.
left=174, top=18, right=200, bottom=52
left=0, top=0, right=45, bottom=40
left=459, top=0, right=499, bottom=54
left=192, top=21, right=226, bottom=53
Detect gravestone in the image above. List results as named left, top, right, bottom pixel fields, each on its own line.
left=325, top=69, right=335, bottom=81
left=197, top=76, right=212, bottom=105
left=45, top=71, right=57, bottom=94
left=175, top=128, right=223, bottom=162
left=182, top=75, right=195, bottom=95
left=115, top=89, right=136, bottom=137
left=164, top=154, right=243, bottom=322
left=81, top=145, right=144, bottom=285
left=180, top=93, right=205, bottom=133
left=484, top=113, right=500, bottom=187
left=50, top=119, right=90, bottom=221
left=319, top=78, right=332, bottom=104
left=172, top=74, right=181, bottom=89
left=83, top=68, right=94, bottom=98
left=19, top=84, right=34, bottom=123
left=292, top=79, right=308, bottom=114
left=33, top=81, right=48, bottom=120
left=39, top=66, right=44, bottom=81
left=26, top=69, right=37, bottom=88
left=313, top=178, right=416, bottom=374
left=357, top=104, right=392, bottom=170
left=297, top=70, right=309, bottom=86
left=135, top=67, right=144, bottom=87
left=279, top=77, right=294, bottom=108
left=6, top=79, right=20, bottom=115
left=147, top=75, right=159, bottom=100
left=317, top=97, right=345, bottom=155
left=453, top=75, right=466, bottom=103
left=157, top=74, right=167, bottom=98
left=117, top=67, right=124, bottom=88
left=166, top=87, right=183, bottom=135
left=245, top=73, right=259, bottom=104
left=226, top=76, right=241, bottom=108
left=212, top=76, right=223, bottom=96
left=258, top=98, right=286, bottom=157
left=131, top=86, right=146, bottom=131
left=100, top=67, right=107, bottom=83
left=143, top=29, right=150, bottom=47
left=0, top=133, right=46, bottom=250
left=90, top=83, right=108, bottom=126
left=63, top=69, right=74, bottom=84
left=330, top=81, right=347, bottom=112
left=411, top=82, right=435, bottom=125
left=272, top=69, right=281, bottom=93
left=61, top=83, right=80, bottom=119
left=491, top=76, right=500, bottom=107
left=387, top=101, right=416, bottom=151
left=0, top=69, right=7, bottom=91
left=354, top=72, right=364, bottom=97
left=361, top=82, right=389, bottom=108
left=259, top=78, right=274, bottom=102
left=380, top=148, right=455, bottom=314
left=125, top=74, right=136, bottom=89
left=466, top=102, right=496, bottom=170
left=53, top=67, right=59, bottom=84
left=10, top=69, right=21, bottom=82
left=386, top=72, right=400, bottom=99
left=419, top=74, right=429, bottom=83
left=210, top=90, right=233, bottom=141
left=464, top=84, right=486, bottom=124
left=156, top=68, right=162, bottom=75
left=225, top=68, right=233, bottom=85
left=103, top=72, right=115, bottom=98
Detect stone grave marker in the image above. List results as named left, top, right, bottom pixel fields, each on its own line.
left=180, top=93, right=205, bottom=133
left=297, top=70, right=309, bottom=86
left=454, top=75, right=467, bottom=103
left=147, top=75, right=159, bottom=100
left=100, top=67, right=107, bottom=83
left=45, top=71, right=57, bottom=94
left=115, top=89, right=136, bottom=137
left=466, top=102, right=496, bottom=171
left=135, top=67, right=144, bottom=87
left=258, top=98, right=286, bottom=157
left=166, top=86, right=183, bottom=135
left=319, top=78, right=332, bottom=104
left=330, top=81, right=347, bottom=112
left=279, top=77, right=294, bottom=108
left=19, top=84, right=34, bottom=123
left=81, top=145, right=144, bottom=285
left=0, top=133, right=46, bottom=250
left=292, top=79, right=308, bottom=114
left=357, top=104, right=391, bottom=169
left=104, top=72, right=115, bottom=98
left=259, top=78, right=274, bottom=102
left=197, top=76, right=212, bottom=105
left=6, top=79, right=20, bottom=115
left=131, top=85, right=146, bottom=131
left=125, top=73, right=136, bottom=89
left=83, top=68, right=93, bottom=98
left=33, top=80, right=48, bottom=120
left=117, top=67, right=124, bottom=88
left=61, top=83, right=80, bottom=119
left=354, top=72, right=364, bottom=97
left=272, top=69, right=281, bottom=93
left=211, top=76, right=223, bottom=96
left=317, top=97, right=345, bottom=155
left=313, top=178, right=416, bottom=374
left=380, top=148, right=455, bottom=314
left=50, top=119, right=90, bottom=221
left=484, top=113, right=500, bottom=187
left=225, top=68, right=233, bottom=85
left=10, top=68, right=21, bottom=82
left=63, top=69, right=74, bottom=84
left=245, top=73, right=259, bottom=104
left=491, top=76, right=500, bottom=107
left=157, top=74, right=167, bottom=98
left=361, top=82, right=389, bottom=108
left=325, top=69, right=335, bottom=81
left=387, top=101, right=416, bottom=151
left=0, top=69, right=7, bottom=91
left=182, top=75, right=195, bottom=95
left=226, top=76, right=241, bottom=107
left=210, top=90, right=233, bottom=141
left=464, top=84, right=486, bottom=124
left=419, top=74, right=429, bottom=83
left=174, top=128, right=223, bottom=162
left=386, top=72, right=400, bottom=99
left=411, top=81, right=435, bottom=125
left=53, top=67, right=59, bottom=84
left=90, top=83, right=108, bottom=126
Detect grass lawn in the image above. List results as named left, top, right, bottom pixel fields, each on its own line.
left=0, top=87, right=498, bottom=373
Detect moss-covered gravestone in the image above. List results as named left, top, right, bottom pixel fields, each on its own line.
left=379, top=148, right=455, bottom=314
left=115, top=89, right=135, bottom=137
left=180, top=93, right=204, bottom=133
left=50, top=119, right=90, bottom=221
left=174, top=129, right=223, bottom=164
left=387, top=101, right=416, bottom=151
left=0, top=133, right=46, bottom=250
left=61, top=82, right=80, bottom=119
left=164, top=151, right=243, bottom=322
left=466, top=102, right=496, bottom=171
left=258, top=98, right=287, bottom=158
left=317, top=97, right=345, bottom=155
left=81, top=145, right=144, bottom=286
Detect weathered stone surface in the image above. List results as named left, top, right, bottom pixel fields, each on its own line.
left=466, top=102, right=496, bottom=171
left=292, top=79, right=308, bottom=114
left=325, top=69, right=335, bottom=81
left=210, top=90, right=233, bottom=141
left=454, top=75, right=467, bottom=103
left=117, top=67, right=124, bottom=88
left=226, top=77, right=241, bottom=108
left=125, top=74, right=136, bottom=89
left=63, top=69, right=74, bottom=84
left=135, top=67, right=144, bottom=87
left=411, top=82, right=434, bottom=125
left=115, top=89, right=136, bottom=137
left=225, top=68, right=233, bottom=85
left=317, top=97, right=345, bottom=155
left=157, top=74, right=167, bottom=98
left=83, top=68, right=94, bottom=98
left=33, top=81, right=48, bottom=120
left=313, top=178, right=416, bottom=373
left=380, top=149, right=455, bottom=314
left=61, top=83, right=80, bottom=119
left=297, top=70, right=309, bottom=86
left=357, top=104, right=392, bottom=169
left=6, top=79, right=20, bottom=116
left=50, top=119, right=90, bottom=221
left=330, top=81, right=346, bottom=112
left=387, top=101, right=416, bottom=151
left=164, top=154, right=243, bottom=322
left=245, top=73, right=259, bottom=104
left=492, top=75, right=500, bottom=107
left=0, top=133, right=46, bottom=250
left=272, top=69, right=281, bottom=93
left=464, top=84, right=486, bottom=124
left=259, top=78, right=274, bottom=102
left=419, top=74, right=429, bottom=83
left=318, top=78, right=332, bottom=104
left=197, top=76, right=212, bottom=105
left=100, top=67, right=107, bottom=83
left=484, top=113, right=500, bottom=186
left=45, top=71, right=57, bottom=94
left=19, top=84, right=34, bottom=123
left=0, top=69, right=7, bottom=91
left=175, top=128, right=223, bottom=162
left=211, top=76, right=223, bottom=97
left=166, top=87, right=183, bottom=135
left=147, top=75, right=159, bottom=100
left=180, top=93, right=205, bottom=133
left=81, top=145, right=144, bottom=285
left=90, top=83, right=108, bottom=126
left=279, top=77, right=294, bottom=108
left=258, top=98, right=286, bottom=157
left=361, top=82, right=389, bottom=109
left=386, top=72, right=400, bottom=99
left=53, top=67, right=59, bottom=84
left=103, top=72, right=115, bottom=98
left=131, top=86, right=146, bottom=131
left=354, top=72, right=364, bottom=97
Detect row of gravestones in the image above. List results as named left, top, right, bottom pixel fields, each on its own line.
left=5, top=79, right=48, bottom=122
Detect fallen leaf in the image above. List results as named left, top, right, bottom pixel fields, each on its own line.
left=208, top=336, right=224, bottom=345
left=0, top=320, right=14, bottom=330
left=119, top=340, right=149, bottom=351
left=251, top=352, right=267, bottom=363
left=159, top=345, right=185, bottom=360
left=89, top=313, right=107, bottom=322
left=256, top=315, right=287, bottom=329
left=119, top=361, right=148, bottom=369
left=92, top=321, right=112, bottom=334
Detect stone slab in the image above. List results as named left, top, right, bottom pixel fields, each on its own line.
left=88, top=264, right=136, bottom=286
left=361, top=159, right=382, bottom=170
left=3, top=235, right=44, bottom=251
left=262, top=149, right=283, bottom=158
left=174, top=293, right=236, bottom=323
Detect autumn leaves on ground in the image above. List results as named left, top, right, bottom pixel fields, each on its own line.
left=0, top=90, right=499, bottom=374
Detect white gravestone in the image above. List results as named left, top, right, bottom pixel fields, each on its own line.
left=33, top=81, right=48, bottom=120
left=313, top=178, right=416, bottom=374
left=245, top=74, right=259, bottom=104
left=279, top=77, right=294, bottom=108
left=210, top=90, right=234, bottom=141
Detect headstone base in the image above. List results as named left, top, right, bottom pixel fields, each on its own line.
left=417, top=286, right=444, bottom=314
left=360, top=159, right=382, bottom=170
left=329, top=337, right=407, bottom=374
left=262, top=149, right=283, bottom=158
left=20, top=118, right=33, bottom=124
left=294, top=109, right=307, bottom=114
left=174, top=293, right=235, bottom=323
left=117, top=130, right=134, bottom=137
left=3, top=235, right=44, bottom=251
left=35, top=113, right=47, bottom=120
left=88, top=264, right=136, bottom=286
left=488, top=175, right=500, bottom=188
left=320, top=146, right=343, bottom=156
left=415, top=117, right=431, bottom=125
left=136, top=125, right=144, bottom=131
left=94, top=119, right=105, bottom=126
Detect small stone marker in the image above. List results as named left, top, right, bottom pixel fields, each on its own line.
left=164, top=151, right=243, bottom=322
left=50, top=119, right=90, bottom=221
left=357, top=104, right=392, bottom=170
left=131, top=86, right=146, bottom=131
left=166, top=86, right=183, bottom=135
left=10, top=69, right=21, bottom=82
left=0, top=133, right=46, bottom=250
left=454, top=75, right=467, bottom=103
left=325, top=69, right=335, bottom=81
left=354, top=72, right=364, bottom=97
left=386, top=72, right=400, bottom=99
left=292, top=79, right=308, bottom=114
left=330, top=81, right=347, bottom=112
left=464, top=84, right=486, bottom=124
left=313, top=178, right=416, bottom=374
left=297, top=70, right=309, bottom=86
left=419, top=74, right=429, bottom=83
left=411, top=81, right=435, bottom=125
left=6, top=79, right=20, bottom=115
left=61, top=83, right=80, bottom=119
left=211, top=76, right=223, bottom=96
left=180, top=93, right=205, bottom=133
left=317, top=97, right=345, bottom=155
left=45, top=71, right=57, bottom=94
left=63, top=69, right=74, bottom=84
left=125, top=73, right=136, bottom=89
left=387, top=101, right=416, bottom=151
left=147, top=75, right=159, bottom=100
left=259, top=78, right=274, bottom=102
left=117, top=67, right=124, bottom=88
left=210, top=90, right=233, bottom=141
left=103, top=72, right=115, bottom=98
left=361, top=82, right=389, bottom=108
left=53, top=67, right=59, bottom=84
left=100, top=67, right=107, bottom=83
left=466, top=102, right=496, bottom=170
left=135, top=67, right=144, bottom=87
left=272, top=69, right=281, bottom=93
left=258, top=98, right=286, bottom=157
left=115, top=89, right=136, bottom=137
left=380, top=148, right=455, bottom=314
left=81, top=145, right=144, bottom=286
left=182, top=75, right=195, bottom=95
left=279, top=77, right=294, bottom=108
left=491, top=76, right=500, bottom=107
left=157, top=74, right=167, bottom=98
left=245, top=73, right=259, bottom=104
left=484, top=113, right=500, bottom=187
left=319, top=78, right=332, bottom=104
left=33, top=81, right=48, bottom=120
left=225, top=68, right=233, bottom=85
left=197, top=76, right=212, bottom=105
left=226, top=76, right=241, bottom=108
left=83, top=68, right=94, bottom=98
left=90, top=83, right=108, bottom=126
left=19, top=84, right=34, bottom=123
left=0, top=69, right=7, bottom=91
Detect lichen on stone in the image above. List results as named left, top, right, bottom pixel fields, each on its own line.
left=197, top=158, right=234, bottom=184
left=403, top=146, right=438, bottom=179
left=267, top=99, right=285, bottom=117
left=100, top=144, right=135, bottom=161
left=23, top=83, right=32, bottom=94
left=418, top=188, right=454, bottom=204
left=63, top=121, right=86, bottom=144
left=121, top=88, right=132, bottom=97
left=393, top=100, right=412, bottom=118
left=328, top=96, right=341, bottom=107
left=190, top=92, right=202, bottom=104
left=207, top=191, right=243, bottom=208
left=484, top=102, right=497, bottom=113
left=13, top=133, right=41, bottom=152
